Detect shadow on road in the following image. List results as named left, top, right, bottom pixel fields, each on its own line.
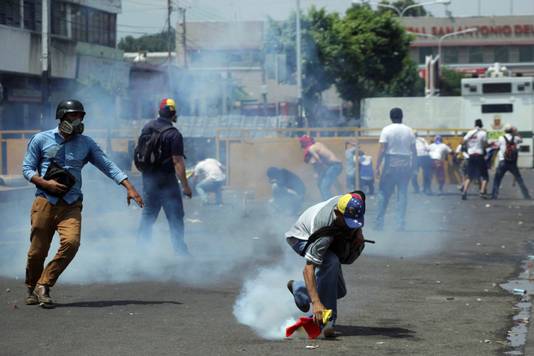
left=55, top=300, right=183, bottom=308
left=335, top=325, right=416, bottom=338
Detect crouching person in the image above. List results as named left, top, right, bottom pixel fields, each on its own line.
left=22, top=99, right=144, bottom=308
left=285, top=192, right=367, bottom=337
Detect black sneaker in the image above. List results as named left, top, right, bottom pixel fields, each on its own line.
left=287, top=280, right=310, bottom=313
left=25, top=287, right=38, bottom=305
left=461, top=193, right=467, bottom=200
left=323, top=320, right=337, bottom=338
left=34, top=284, right=54, bottom=309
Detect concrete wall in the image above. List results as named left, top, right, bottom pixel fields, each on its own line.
left=362, top=97, right=465, bottom=131
left=223, top=135, right=464, bottom=201
left=0, top=26, right=77, bottom=78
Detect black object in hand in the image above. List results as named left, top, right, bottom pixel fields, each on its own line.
left=43, top=160, right=76, bottom=197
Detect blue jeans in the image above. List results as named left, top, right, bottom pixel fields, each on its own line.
left=491, top=161, right=531, bottom=199
left=271, top=182, right=302, bottom=215
left=195, top=178, right=224, bottom=205
left=138, top=174, right=188, bottom=254
left=375, top=160, right=412, bottom=229
left=346, top=173, right=356, bottom=191
left=319, top=163, right=342, bottom=200
left=411, top=156, right=432, bottom=193
left=288, top=239, right=347, bottom=323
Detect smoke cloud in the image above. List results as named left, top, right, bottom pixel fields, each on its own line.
left=233, top=259, right=301, bottom=339
left=0, top=168, right=287, bottom=286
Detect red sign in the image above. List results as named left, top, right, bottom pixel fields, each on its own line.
left=406, top=24, right=534, bottom=37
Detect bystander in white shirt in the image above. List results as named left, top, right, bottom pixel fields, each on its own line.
left=497, top=133, right=522, bottom=162
left=463, top=128, right=487, bottom=155
left=379, top=124, right=416, bottom=156
left=415, top=137, right=430, bottom=157
left=193, top=158, right=226, bottom=182
left=429, top=143, right=452, bottom=160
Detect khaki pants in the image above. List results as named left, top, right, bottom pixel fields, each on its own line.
left=25, top=196, right=82, bottom=287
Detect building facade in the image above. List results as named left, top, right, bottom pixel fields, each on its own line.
left=0, top=0, right=127, bottom=130
left=401, top=15, right=534, bottom=76
left=177, top=21, right=315, bottom=116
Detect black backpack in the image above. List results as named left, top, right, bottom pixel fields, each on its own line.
left=301, top=225, right=364, bottom=265
left=503, top=136, right=518, bottom=163
left=134, top=126, right=176, bottom=172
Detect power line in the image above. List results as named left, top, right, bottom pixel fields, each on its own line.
left=120, top=7, right=168, bottom=13
left=118, top=23, right=164, bottom=29
left=126, top=0, right=166, bottom=7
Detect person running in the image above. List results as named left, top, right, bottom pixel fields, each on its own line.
left=461, top=119, right=489, bottom=200
left=491, top=124, right=531, bottom=200
left=22, top=99, right=144, bottom=308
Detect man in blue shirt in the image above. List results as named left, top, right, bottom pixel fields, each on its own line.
left=137, top=98, right=192, bottom=256
left=21, top=99, right=144, bottom=308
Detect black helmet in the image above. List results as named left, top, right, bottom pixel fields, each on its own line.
left=56, top=100, right=86, bottom=120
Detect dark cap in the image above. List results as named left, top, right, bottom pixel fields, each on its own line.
left=390, top=107, right=403, bottom=122
left=475, top=119, right=483, bottom=128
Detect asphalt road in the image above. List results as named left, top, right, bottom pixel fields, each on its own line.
left=1, top=170, right=533, bottom=356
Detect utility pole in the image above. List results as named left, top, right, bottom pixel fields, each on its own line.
left=181, top=7, right=187, bottom=68
left=167, top=0, right=172, bottom=65
left=166, top=0, right=173, bottom=94
left=295, top=0, right=303, bottom=124
left=41, top=0, right=50, bottom=128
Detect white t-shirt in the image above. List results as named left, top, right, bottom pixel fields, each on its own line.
left=415, top=137, right=429, bottom=157
left=193, top=158, right=226, bottom=181
left=428, top=143, right=452, bottom=160
left=379, top=123, right=416, bottom=156
left=497, top=134, right=522, bottom=161
left=463, top=128, right=487, bottom=155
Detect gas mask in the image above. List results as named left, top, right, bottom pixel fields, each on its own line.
left=59, top=119, right=84, bottom=135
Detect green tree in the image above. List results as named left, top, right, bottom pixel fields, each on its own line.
left=118, top=29, right=175, bottom=52
left=379, top=59, right=424, bottom=97
left=266, top=5, right=421, bottom=123
left=265, top=8, right=338, bottom=125
left=328, top=5, right=415, bottom=113
left=439, top=67, right=465, bottom=96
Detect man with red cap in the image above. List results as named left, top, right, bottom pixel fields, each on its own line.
left=135, top=98, right=192, bottom=256
left=285, top=192, right=367, bottom=337
left=298, top=135, right=342, bottom=200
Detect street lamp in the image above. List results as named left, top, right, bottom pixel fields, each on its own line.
left=353, top=0, right=451, bottom=17
left=438, top=27, right=478, bottom=65
left=399, top=0, right=450, bottom=16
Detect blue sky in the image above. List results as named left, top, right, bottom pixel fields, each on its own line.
left=117, top=0, right=534, bottom=38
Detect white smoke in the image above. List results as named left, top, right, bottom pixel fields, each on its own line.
left=233, top=258, right=303, bottom=340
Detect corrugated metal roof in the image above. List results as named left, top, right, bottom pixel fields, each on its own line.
left=177, top=115, right=291, bottom=138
